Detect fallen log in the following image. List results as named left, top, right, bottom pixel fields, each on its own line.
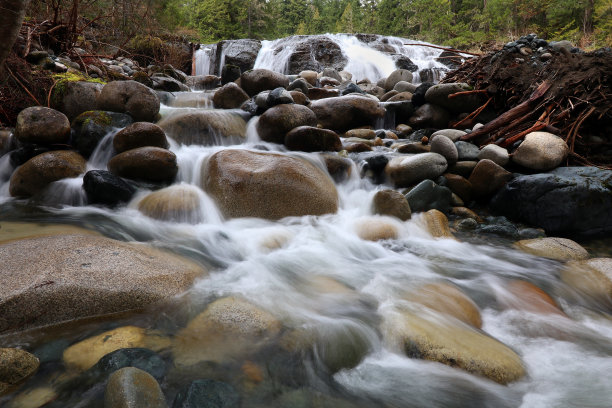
left=460, top=80, right=552, bottom=142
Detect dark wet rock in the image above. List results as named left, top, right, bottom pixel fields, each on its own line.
left=372, top=189, right=411, bottom=221
left=285, top=126, right=341, bottom=152
left=217, top=39, right=262, bottom=74
left=14, top=106, right=70, bottom=145
left=411, top=82, right=434, bottom=106
left=393, top=54, right=419, bottom=71
left=288, top=78, right=310, bottom=93
left=436, top=50, right=464, bottom=69
left=267, top=87, right=294, bottom=106
left=362, top=155, right=389, bottom=184
left=406, top=179, right=452, bottom=213
left=9, top=150, right=86, bottom=197
left=442, top=173, right=473, bottom=203
left=340, top=82, right=364, bottom=96
left=97, top=80, right=160, bottom=122
left=151, top=74, right=189, bottom=92
left=108, top=146, right=178, bottom=183
left=172, top=379, right=240, bottom=408
left=257, top=103, right=317, bottom=144
left=138, top=185, right=203, bottom=223
left=95, top=348, right=167, bottom=381
left=491, top=167, right=612, bottom=236
left=409, top=103, right=451, bottom=129
left=447, top=160, right=477, bottom=178
left=221, top=64, right=241, bottom=85
left=9, top=145, right=51, bottom=168
left=72, top=110, right=133, bottom=158
left=113, top=122, right=168, bottom=153
left=83, top=170, right=136, bottom=206
left=455, top=141, right=480, bottom=161
left=104, top=367, right=168, bottom=408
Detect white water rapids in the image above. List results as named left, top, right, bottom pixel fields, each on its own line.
left=1, top=89, right=611, bottom=406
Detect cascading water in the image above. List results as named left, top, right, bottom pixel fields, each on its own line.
left=196, top=33, right=455, bottom=83
left=1, top=77, right=612, bottom=408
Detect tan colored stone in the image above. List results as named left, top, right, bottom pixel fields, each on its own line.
left=421, top=209, right=453, bottom=238
left=561, top=258, right=612, bottom=301
left=138, top=184, right=203, bottom=223
left=0, top=221, right=98, bottom=244
left=355, top=217, right=399, bottom=241
left=104, top=367, right=168, bottom=408
left=515, top=237, right=588, bottom=261
left=503, top=280, right=565, bottom=315
left=63, top=326, right=170, bottom=371
left=408, top=282, right=482, bottom=328
left=512, top=131, right=569, bottom=170
left=384, top=312, right=526, bottom=384
left=173, top=297, right=281, bottom=366
left=372, top=189, right=412, bottom=221
left=7, top=386, right=57, bottom=408
left=0, top=348, right=40, bottom=396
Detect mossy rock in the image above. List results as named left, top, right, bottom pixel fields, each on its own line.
left=71, top=110, right=133, bottom=158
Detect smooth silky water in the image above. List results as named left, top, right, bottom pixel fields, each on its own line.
left=1, top=67, right=611, bottom=408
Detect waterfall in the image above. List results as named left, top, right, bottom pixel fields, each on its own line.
left=196, top=33, right=459, bottom=83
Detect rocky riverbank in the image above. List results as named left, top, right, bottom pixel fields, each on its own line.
left=1, top=35, right=612, bottom=407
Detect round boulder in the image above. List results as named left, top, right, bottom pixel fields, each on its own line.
left=108, top=146, right=178, bottom=183
left=407, top=282, right=482, bottom=328
left=310, top=95, right=385, bottom=132
left=256, top=104, right=317, bottom=144
left=14, top=107, right=70, bottom=145
left=284, top=126, right=341, bottom=152
left=424, top=83, right=484, bottom=113
left=113, top=122, right=168, bottom=153
left=0, top=348, right=40, bottom=396
left=512, top=132, right=569, bottom=170
left=240, top=69, right=289, bottom=96
left=9, top=150, right=86, bottom=197
left=97, top=80, right=160, bottom=122
left=213, top=82, right=250, bottom=109
left=372, top=189, right=411, bottom=221
left=478, top=144, right=509, bottom=166
left=202, top=149, right=338, bottom=220
left=50, top=80, right=103, bottom=120
left=138, top=184, right=203, bottom=223
left=385, top=152, right=448, bottom=188
left=406, top=179, right=452, bottom=213
left=355, top=217, right=400, bottom=241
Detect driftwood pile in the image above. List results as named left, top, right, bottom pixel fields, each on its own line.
left=442, top=45, right=612, bottom=168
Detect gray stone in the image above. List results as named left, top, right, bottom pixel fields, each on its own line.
left=95, top=348, right=167, bottom=381
left=491, top=167, right=612, bottom=236
left=430, top=129, right=466, bottom=142
left=385, top=152, right=448, bottom=187
left=406, top=179, right=452, bottom=213
left=385, top=69, right=413, bottom=91
left=455, top=141, right=480, bottom=161
left=430, top=135, right=458, bottom=165
left=172, top=379, right=240, bottom=408
left=478, top=144, right=509, bottom=166
left=321, top=67, right=342, bottom=82
left=511, top=131, right=569, bottom=170
left=393, top=81, right=417, bottom=93
left=50, top=81, right=103, bottom=121
left=267, top=87, right=294, bottom=106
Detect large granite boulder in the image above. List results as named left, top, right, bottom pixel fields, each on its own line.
left=0, top=233, right=206, bottom=333
left=286, top=36, right=347, bottom=74
left=216, top=39, right=262, bottom=74
left=202, top=149, right=338, bottom=220
left=310, top=95, right=385, bottom=132
left=490, top=167, right=612, bottom=236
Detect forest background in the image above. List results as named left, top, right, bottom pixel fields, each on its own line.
left=26, top=0, right=612, bottom=53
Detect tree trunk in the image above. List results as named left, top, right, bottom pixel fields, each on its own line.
left=0, top=0, right=28, bottom=79
left=583, top=0, right=594, bottom=36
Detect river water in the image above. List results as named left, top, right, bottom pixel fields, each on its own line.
left=1, top=92, right=611, bottom=406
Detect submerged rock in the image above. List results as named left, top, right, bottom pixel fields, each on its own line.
left=0, top=233, right=205, bottom=333
left=0, top=348, right=40, bottom=396
left=407, top=282, right=482, bottom=328
left=173, top=379, right=240, bottom=408
left=202, top=149, right=338, bottom=219
left=138, top=184, right=203, bottom=223
left=104, top=367, right=168, bottom=408
left=158, top=110, right=247, bottom=146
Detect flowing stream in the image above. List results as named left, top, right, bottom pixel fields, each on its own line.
left=1, top=89, right=611, bottom=405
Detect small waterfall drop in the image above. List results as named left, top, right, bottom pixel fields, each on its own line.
left=194, top=45, right=215, bottom=76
